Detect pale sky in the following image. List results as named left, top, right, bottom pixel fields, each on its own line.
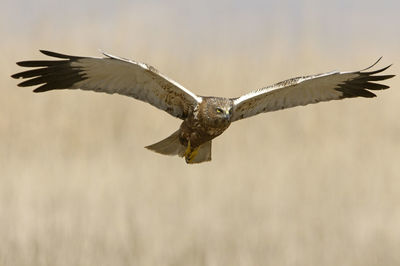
left=3, top=0, right=400, bottom=61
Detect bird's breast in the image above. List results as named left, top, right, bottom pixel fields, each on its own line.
left=179, top=117, right=230, bottom=148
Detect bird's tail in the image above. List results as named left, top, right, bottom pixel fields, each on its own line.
left=145, top=130, right=186, bottom=156
left=145, top=130, right=212, bottom=164
left=185, top=140, right=212, bottom=164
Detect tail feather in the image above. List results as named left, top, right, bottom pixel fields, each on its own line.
left=187, top=141, right=212, bottom=164
left=145, top=130, right=186, bottom=156
left=145, top=130, right=212, bottom=164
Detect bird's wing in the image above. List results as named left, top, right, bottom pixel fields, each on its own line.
left=231, top=58, right=394, bottom=122
left=12, top=50, right=202, bottom=119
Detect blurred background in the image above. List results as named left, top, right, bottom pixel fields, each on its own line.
left=1, top=0, right=399, bottom=265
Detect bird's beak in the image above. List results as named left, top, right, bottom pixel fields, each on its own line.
left=224, top=110, right=231, bottom=120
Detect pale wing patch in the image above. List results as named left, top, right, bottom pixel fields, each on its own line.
left=13, top=50, right=202, bottom=119
left=101, top=52, right=202, bottom=103
left=231, top=61, right=393, bottom=122
left=233, top=71, right=338, bottom=106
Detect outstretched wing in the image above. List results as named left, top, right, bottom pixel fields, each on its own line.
left=12, top=50, right=202, bottom=119
left=231, top=58, right=394, bottom=121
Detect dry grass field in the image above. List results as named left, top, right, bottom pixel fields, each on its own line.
left=1, top=1, right=400, bottom=265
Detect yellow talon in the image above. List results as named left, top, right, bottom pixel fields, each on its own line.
left=184, top=140, right=192, bottom=157
left=184, top=140, right=199, bottom=163
left=186, top=147, right=199, bottom=163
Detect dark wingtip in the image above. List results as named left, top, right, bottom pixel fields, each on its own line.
left=40, top=50, right=65, bottom=58
left=362, top=64, right=393, bottom=76
left=40, top=50, right=83, bottom=60
left=16, top=61, right=31, bottom=67
left=39, top=49, right=51, bottom=55
left=336, top=86, right=377, bottom=98
left=361, top=57, right=383, bottom=71
left=11, top=73, right=20, bottom=79
left=385, top=74, right=396, bottom=79
left=33, top=87, right=48, bottom=93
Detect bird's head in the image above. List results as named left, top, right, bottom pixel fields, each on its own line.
left=202, top=97, right=233, bottom=127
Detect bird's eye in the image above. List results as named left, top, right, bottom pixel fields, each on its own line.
left=216, top=108, right=223, bottom=113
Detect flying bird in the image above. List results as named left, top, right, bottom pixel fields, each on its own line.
left=12, top=50, right=394, bottom=164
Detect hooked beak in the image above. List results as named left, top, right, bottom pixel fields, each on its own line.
left=224, top=109, right=231, bottom=120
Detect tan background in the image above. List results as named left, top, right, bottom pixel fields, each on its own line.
left=1, top=0, right=400, bottom=265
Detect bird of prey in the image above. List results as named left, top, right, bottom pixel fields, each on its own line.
left=12, top=50, right=394, bottom=164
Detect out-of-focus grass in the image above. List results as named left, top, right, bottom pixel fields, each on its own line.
left=1, top=6, right=400, bottom=265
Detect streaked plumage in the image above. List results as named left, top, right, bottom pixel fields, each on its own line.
left=12, top=50, right=394, bottom=163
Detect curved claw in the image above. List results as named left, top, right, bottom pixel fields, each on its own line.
left=184, top=140, right=192, bottom=158
left=184, top=140, right=199, bottom=163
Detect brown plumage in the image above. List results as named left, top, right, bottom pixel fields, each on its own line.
left=12, top=50, right=395, bottom=164
left=146, top=97, right=233, bottom=163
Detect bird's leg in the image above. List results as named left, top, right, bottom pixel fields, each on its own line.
left=184, top=140, right=200, bottom=163
left=186, top=147, right=200, bottom=163
left=184, top=140, right=192, bottom=158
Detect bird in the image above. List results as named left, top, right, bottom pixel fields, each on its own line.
left=12, top=50, right=394, bottom=164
